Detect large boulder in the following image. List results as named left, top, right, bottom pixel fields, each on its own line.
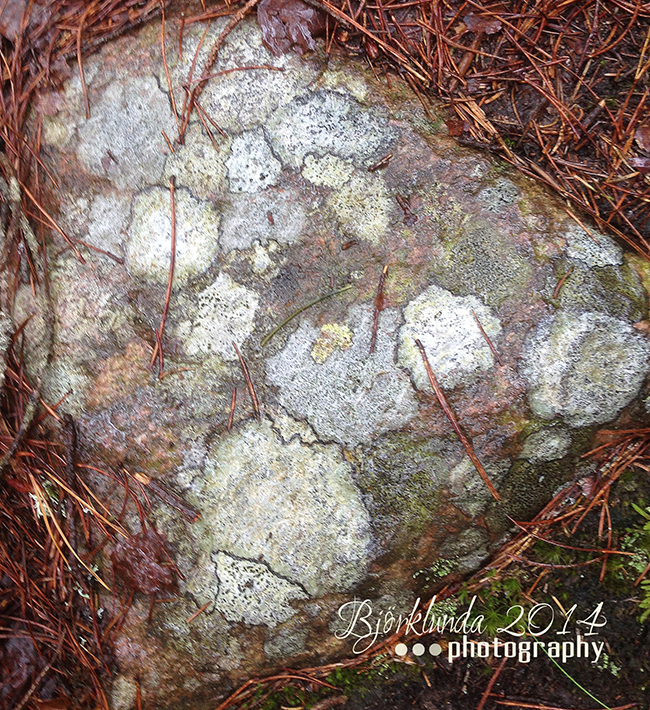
left=22, top=14, right=650, bottom=709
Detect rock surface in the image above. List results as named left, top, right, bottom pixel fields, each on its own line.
left=22, top=14, right=650, bottom=709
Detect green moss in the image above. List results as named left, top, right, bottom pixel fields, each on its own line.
left=357, top=434, right=457, bottom=548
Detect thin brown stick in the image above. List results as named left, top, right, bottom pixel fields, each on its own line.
left=370, top=264, right=389, bottom=354
left=414, top=339, right=500, bottom=501
left=553, top=265, right=574, bottom=299
left=187, top=600, right=212, bottom=623
left=232, top=341, right=261, bottom=422
left=150, top=176, right=177, bottom=376
left=227, top=387, right=237, bottom=431
left=471, top=310, right=503, bottom=365
left=476, top=657, right=507, bottom=710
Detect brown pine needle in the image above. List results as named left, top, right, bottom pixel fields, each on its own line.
left=150, top=176, right=177, bottom=376
left=553, top=265, right=575, bottom=299
left=414, top=339, right=500, bottom=501
left=232, top=342, right=261, bottom=422
left=370, top=264, right=389, bottom=355
left=476, top=657, right=507, bottom=710
left=471, top=310, right=503, bottom=366
left=187, top=600, right=212, bottom=623
left=227, top=387, right=237, bottom=431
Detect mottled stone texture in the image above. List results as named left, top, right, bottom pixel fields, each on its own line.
left=23, top=14, right=650, bottom=709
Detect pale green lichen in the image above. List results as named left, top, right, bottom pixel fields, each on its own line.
left=188, top=417, right=372, bottom=599
left=302, top=154, right=355, bottom=188
left=311, top=323, right=353, bottom=364
left=127, top=186, right=221, bottom=284
left=523, top=310, right=650, bottom=427
left=328, top=173, right=392, bottom=244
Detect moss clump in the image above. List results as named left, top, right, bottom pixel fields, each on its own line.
left=357, top=433, right=458, bottom=548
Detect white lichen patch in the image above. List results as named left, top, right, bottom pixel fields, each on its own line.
left=214, top=552, right=308, bottom=627
left=178, top=20, right=321, bottom=133
left=177, top=273, right=259, bottom=362
left=76, top=76, right=175, bottom=190
left=164, top=123, right=231, bottom=200
left=563, top=224, right=623, bottom=267
left=267, top=305, right=418, bottom=445
left=522, top=311, right=650, bottom=427
left=311, top=323, right=353, bottom=364
left=328, top=173, right=392, bottom=244
left=127, top=187, right=220, bottom=284
left=477, top=179, right=519, bottom=212
left=398, top=285, right=502, bottom=390
left=519, top=426, right=572, bottom=462
left=59, top=192, right=130, bottom=257
left=227, top=129, right=282, bottom=193
left=267, top=91, right=395, bottom=168
left=220, top=189, right=307, bottom=252
left=194, top=418, right=372, bottom=597
left=302, top=154, right=355, bottom=188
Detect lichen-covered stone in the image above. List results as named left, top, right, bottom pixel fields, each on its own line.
left=21, top=13, right=650, bottom=708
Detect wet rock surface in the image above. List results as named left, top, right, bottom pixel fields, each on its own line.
left=21, top=15, right=650, bottom=709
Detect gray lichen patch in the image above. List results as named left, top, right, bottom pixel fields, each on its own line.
left=192, top=418, right=372, bottom=597
left=399, top=284, right=502, bottom=390
left=76, top=76, right=175, bottom=189
left=518, top=426, right=572, bottom=462
left=126, top=187, right=220, bottom=284
left=477, top=178, right=519, bottom=212
left=436, top=221, right=534, bottom=307
left=227, top=128, right=282, bottom=193
left=163, top=123, right=231, bottom=200
left=266, top=305, right=419, bottom=445
left=522, top=311, right=650, bottom=427
left=176, top=273, right=259, bottom=362
left=214, top=552, right=308, bottom=627
left=220, top=189, right=307, bottom=252
left=327, top=173, right=393, bottom=244
left=181, top=19, right=321, bottom=133
left=563, top=224, right=624, bottom=267
left=266, top=91, right=396, bottom=168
